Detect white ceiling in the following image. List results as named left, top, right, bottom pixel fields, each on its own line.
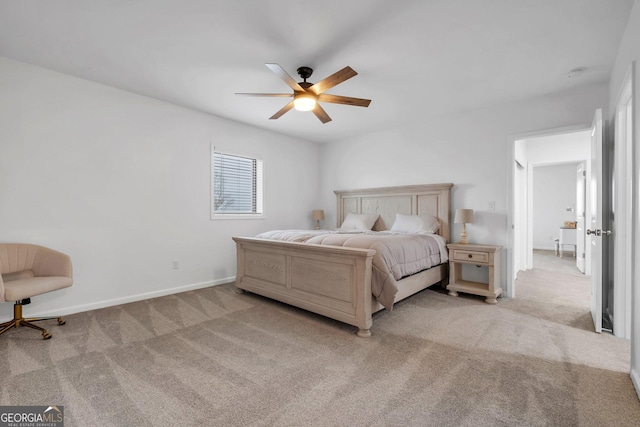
left=0, top=0, right=633, bottom=143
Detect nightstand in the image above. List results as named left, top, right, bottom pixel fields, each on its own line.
left=446, top=243, right=502, bottom=304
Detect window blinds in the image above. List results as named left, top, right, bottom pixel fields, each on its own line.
left=213, top=152, right=263, bottom=214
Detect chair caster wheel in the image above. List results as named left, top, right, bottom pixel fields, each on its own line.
left=42, top=332, right=52, bottom=340
left=57, top=318, right=66, bottom=326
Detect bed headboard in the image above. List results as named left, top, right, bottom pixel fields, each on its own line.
left=334, top=183, right=453, bottom=242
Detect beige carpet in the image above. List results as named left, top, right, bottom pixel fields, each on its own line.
left=1, top=253, right=638, bottom=426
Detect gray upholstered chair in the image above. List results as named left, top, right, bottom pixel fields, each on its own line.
left=0, top=243, right=73, bottom=339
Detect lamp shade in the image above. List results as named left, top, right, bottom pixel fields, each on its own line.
left=454, top=209, right=474, bottom=224
left=312, top=209, right=325, bottom=221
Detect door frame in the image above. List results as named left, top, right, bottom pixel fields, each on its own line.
left=506, top=124, right=591, bottom=298
left=628, top=60, right=640, bottom=400
left=513, top=159, right=527, bottom=275
left=613, top=67, right=634, bottom=339
left=591, top=108, right=604, bottom=334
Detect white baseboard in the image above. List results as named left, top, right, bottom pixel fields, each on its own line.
left=1, top=276, right=236, bottom=321
left=631, top=368, right=640, bottom=400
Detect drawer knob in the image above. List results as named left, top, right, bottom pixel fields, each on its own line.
left=468, top=254, right=473, bottom=258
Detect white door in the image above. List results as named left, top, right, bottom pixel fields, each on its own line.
left=576, top=162, right=586, bottom=273
left=589, top=109, right=604, bottom=333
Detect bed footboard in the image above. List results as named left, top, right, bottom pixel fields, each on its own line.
left=233, top=237, right=376, bottom=337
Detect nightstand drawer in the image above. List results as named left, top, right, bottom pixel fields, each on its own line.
left=452, top=250, right=489, bottom=264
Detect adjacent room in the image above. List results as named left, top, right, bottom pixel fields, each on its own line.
left=1, top=1, right=639, bottom=425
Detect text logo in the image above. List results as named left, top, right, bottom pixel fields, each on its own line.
left=0, top=405, right=64, bottom=427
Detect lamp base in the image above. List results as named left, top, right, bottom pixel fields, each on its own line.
left=459, top=224, right=468, bottom=244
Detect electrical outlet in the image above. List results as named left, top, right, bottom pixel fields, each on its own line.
left=172, top=260, right=180, bottom=269
left=488, top=201, right=496, bottom=211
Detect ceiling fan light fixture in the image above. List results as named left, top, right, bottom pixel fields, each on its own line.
left=237, top=64, right=370, bottom=123
left=293, top=93, right=316, bottom=111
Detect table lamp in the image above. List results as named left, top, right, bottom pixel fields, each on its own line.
left=312, top=209, right=325, bottom=229
left=454, top=209, right=474, bottom=244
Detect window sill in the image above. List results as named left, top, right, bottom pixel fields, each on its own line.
left=211, top=214, right=265, bottom=220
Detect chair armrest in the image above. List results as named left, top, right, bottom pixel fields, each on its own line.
left=32, top=247, right=73, bottom=279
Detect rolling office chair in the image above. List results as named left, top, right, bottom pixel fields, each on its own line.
left=0, top=243, right=73, bottom=339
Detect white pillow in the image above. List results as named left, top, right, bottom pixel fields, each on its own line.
left=390, top=213, right=440, bottom=234
left=340, top=213, right=379, bottom=230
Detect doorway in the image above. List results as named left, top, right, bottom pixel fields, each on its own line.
left=507, top=127, right=591, bottom=299
left=531, top=162, right=583, bottom=270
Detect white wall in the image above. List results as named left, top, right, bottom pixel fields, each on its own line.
left=523, top=130, right=591, bottom=164
left=532, top=164, right=577, bottom=250
left=608, top=0, right=640, bottom=400
left=0, top=57, right=320, bottom=320
left=319, top=83, right=607, bottom=289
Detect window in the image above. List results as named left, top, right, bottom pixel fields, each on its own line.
left=211, top=149, right=263, bottom=218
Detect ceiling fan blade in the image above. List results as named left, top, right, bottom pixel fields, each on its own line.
left=318, top=94, right=371, bottom=107
left=235, top=93, right=293, bottom=97
left=312, top=103, right=332, bottom=124
left=307, top=66, right=358, bottom=95
left=269, top=101, right=295, bottom=120
left=265, top=63, right=305, bottom=92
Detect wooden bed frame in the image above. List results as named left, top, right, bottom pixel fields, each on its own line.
left=233, top=183, right=453, bottom=337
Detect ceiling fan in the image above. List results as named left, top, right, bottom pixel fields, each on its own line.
left=236, top=63, right=371, bottom=124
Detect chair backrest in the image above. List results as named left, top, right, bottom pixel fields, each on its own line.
left=0, top=244, right=73, bottom=302
left=0, top=244, right=73, bottom=303
left=0, top=243, right=72, bottom=278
